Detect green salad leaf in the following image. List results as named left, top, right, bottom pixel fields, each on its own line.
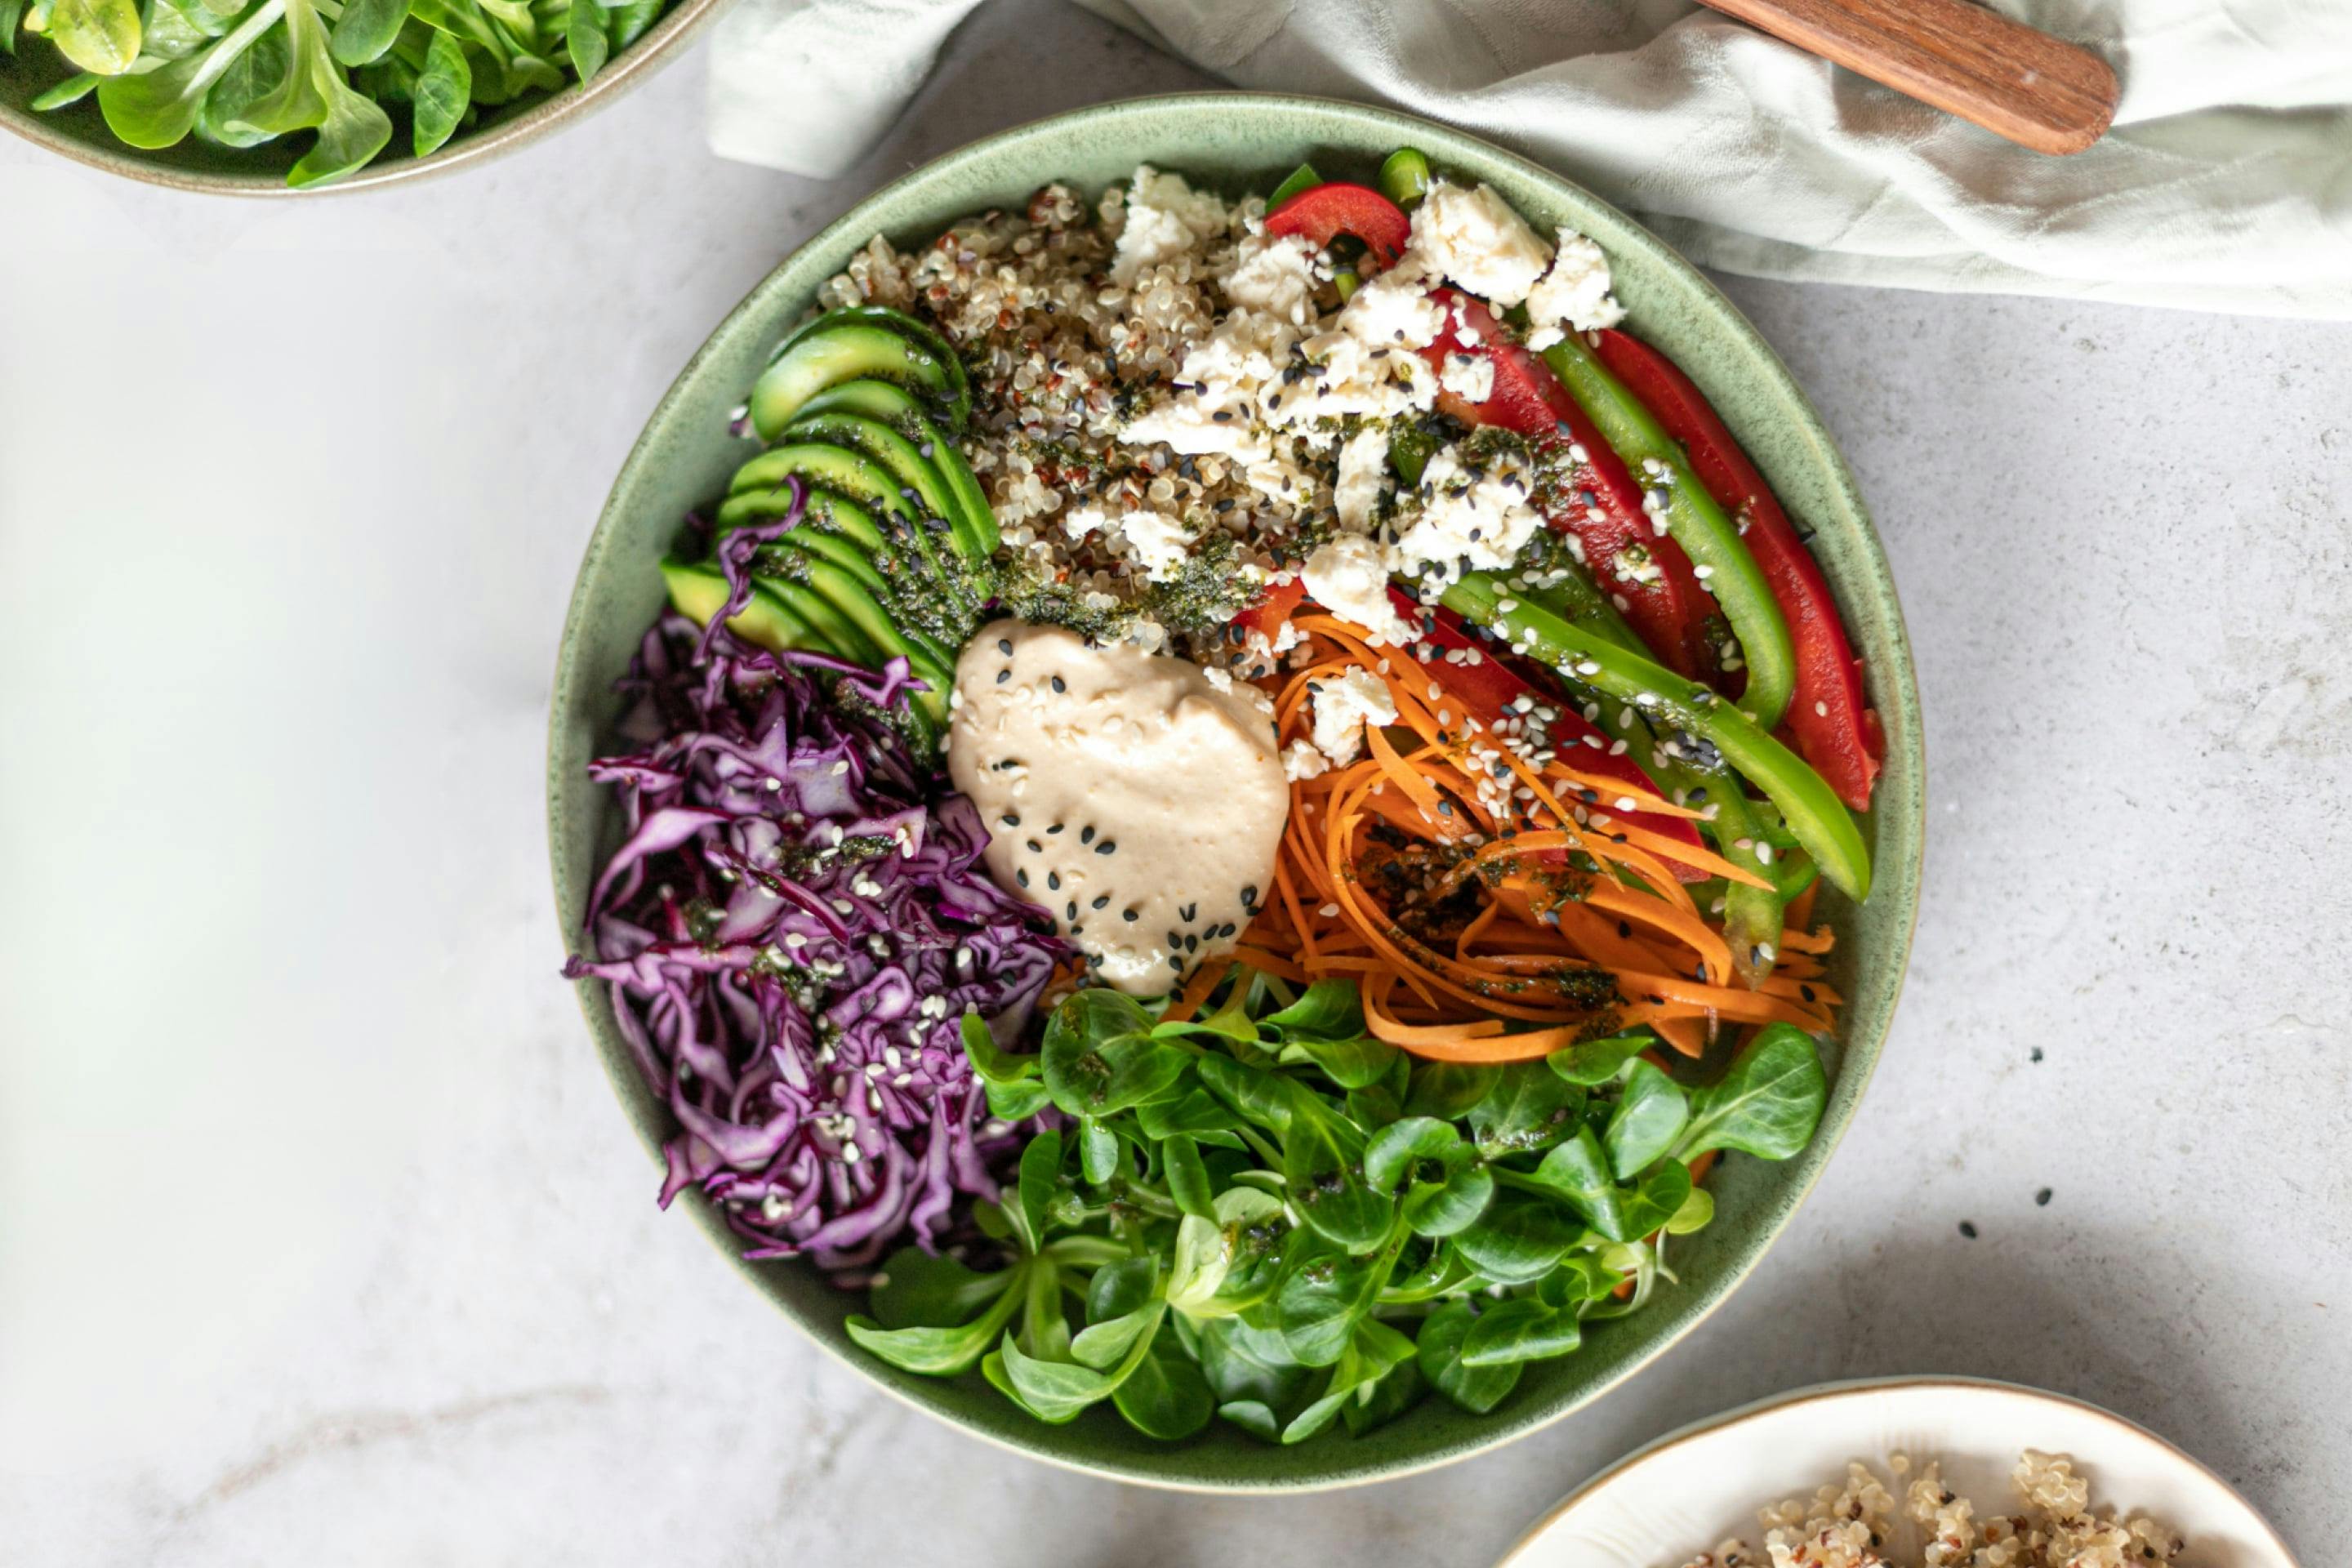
left=27, top=0, right=666, bottom=183
left=849, top=968, right=1830, bottom=1446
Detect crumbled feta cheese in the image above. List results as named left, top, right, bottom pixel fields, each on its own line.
left=1394, top=445, right=1545, bottom=581
left=1274, top=329, right=1437, bottom=427
left=1336, top=264, right=1447, bottom=350
left=1123, top=307, right=1291, bottom=466
left=1309, top=667, right=1396, bottom=767
left=1113, top=509, right=1196, bottom=582
left=1526, top=229, right=1625, bottom=337
left=1303, top=533, right=1414, bottom=647
left=1282, top=739, right=1330, bottom=782
left=1410, top=182, right=1553, bottom=307
left=1110, top=167, right=1231, bottom=285
left=1224, top=233, right=1320, bottom=324
left=1062, top=506, right=1109, bottom=542
left=1333, top=427, right=1392, bottom=533
left=1440, top=350, right=1494, bottom=403
left=1202, top=665, right=1234, bottom=693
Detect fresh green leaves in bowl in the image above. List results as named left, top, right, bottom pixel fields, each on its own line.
left=849, top=977, right=1829, bottom=1447
left=2, top=0, right=666, bottom=187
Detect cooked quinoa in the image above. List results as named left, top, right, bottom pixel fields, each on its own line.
left=1673, top=1451, right=2189, bottom=1568
left=811, top=166, right=1609, bottom=670
left=817, top=173, right=1311, bottom=653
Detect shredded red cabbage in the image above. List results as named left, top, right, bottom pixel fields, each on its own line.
left=565, top=613, right=1067, bottom=1270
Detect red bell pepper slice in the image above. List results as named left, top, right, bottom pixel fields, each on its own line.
left=1391, top=590, right=1710, bottom=882
left=1264, top=182, right=1412, bottom=274
left=1231, top=576, right=1305, bottom=644
left=1422, top=294, right=1722, bottom=683
left=1593, top=329, right=1882, bottom=810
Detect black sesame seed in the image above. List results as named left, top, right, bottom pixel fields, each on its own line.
left=1241, top=884, right=1258, bottom=906
left=1026, top=839, right=1041, bottom=853
left=1169, top=956, right=1184, bottom=972
left=1092, top=895, right=1110, bottom=910
left=1051, top=675, right=1067, bottom=693
left=1001, top=813, right=1020, bottom=826
left=997, top=638, right=1013, bottom=655
left=2035, top=1187, right=2053, bottom=1206
left=1167, top=930, right=1183, bottom=948
left=1047, top=871, right=1061, bottom=891
left=1046, top=823, right=1062, bottom=835
left=1958, top=1221, right=1979, bottom=1239
left=1015, top=870, right=1030, bottom=889
left=1096, top=841, right=1116, bottom=855
left=1178, top=903, right=1196, bottom=922
left=1066, top=902, right=1078, bottom=920
left=996, top=670, right=1010, bottom=684
left=1122, top=908, right=1138, bottom=923
left=2029, top=1046, right=2044, bottom=1062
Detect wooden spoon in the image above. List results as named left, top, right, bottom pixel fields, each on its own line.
left=1693, top=0, right=2118, bottom=155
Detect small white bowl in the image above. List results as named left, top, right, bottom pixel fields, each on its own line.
left=1500, top=1377, right=2301, bottom=1568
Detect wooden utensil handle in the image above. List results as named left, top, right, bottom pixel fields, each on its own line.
left=1695, top=0, right=2118, bottom=154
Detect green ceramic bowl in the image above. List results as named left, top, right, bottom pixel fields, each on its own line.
left=549, top=93, right=1925, bottom=1492
left=0, top=0, right=726, bottom=194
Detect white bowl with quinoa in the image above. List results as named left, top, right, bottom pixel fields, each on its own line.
left=1497, top=1378, right=2300, bottom=1568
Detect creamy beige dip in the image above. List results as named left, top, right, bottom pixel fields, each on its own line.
left=947, top=620, right=1288, bottom=996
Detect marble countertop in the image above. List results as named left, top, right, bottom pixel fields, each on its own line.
left=3, top=2, right=2347, bottom=1561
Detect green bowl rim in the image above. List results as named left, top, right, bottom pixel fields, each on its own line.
left=546, top=90, right=1927, bottom=1493
left=0, top=0, right=730, bottom=196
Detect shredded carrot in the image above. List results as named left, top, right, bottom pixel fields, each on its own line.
left=1232, top=608, right=1846, bottom=1067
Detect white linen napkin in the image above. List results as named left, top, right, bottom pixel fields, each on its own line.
left=704, top=0, right=2352, bottom=315
left=706, top=0, right=987, bottom=177
left=1071, top=0, right=2352, bottom=316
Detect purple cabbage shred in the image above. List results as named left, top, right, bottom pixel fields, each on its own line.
left=564, top=613, right=1065, bottom=1271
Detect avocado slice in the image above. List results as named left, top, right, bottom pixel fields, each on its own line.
left=749, top=313, right=970, bottom=442
left=724, top=441, right=962, bottom=592
left=661, top=555, right=944, bottom=748
left=749, top=512, right=892, bottom=599
left=778, top=411, right=982, bottom=563
left=796, top=376, right=929, bottom=426
left=659, top=556, right=830, bottom=657
left=716, top=492, right=959, bottom=672
left=756, top=555, right=956, bottom=728
left=758, top=572, right=886, bottom=671
left=788, top=378, right=996, bottom=555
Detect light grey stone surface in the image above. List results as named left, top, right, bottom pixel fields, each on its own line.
left=2, top=1, right=2346, bottom=1563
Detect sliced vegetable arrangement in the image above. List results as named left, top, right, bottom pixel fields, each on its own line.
left=570, top=145, right=1888, bottom=1447
left=4, top=0, right=669, bottom=185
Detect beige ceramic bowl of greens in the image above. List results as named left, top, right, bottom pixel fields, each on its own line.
left=549, top=93, right=1927, bottom=1491
left=0, top=0, right=724, bottom=194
